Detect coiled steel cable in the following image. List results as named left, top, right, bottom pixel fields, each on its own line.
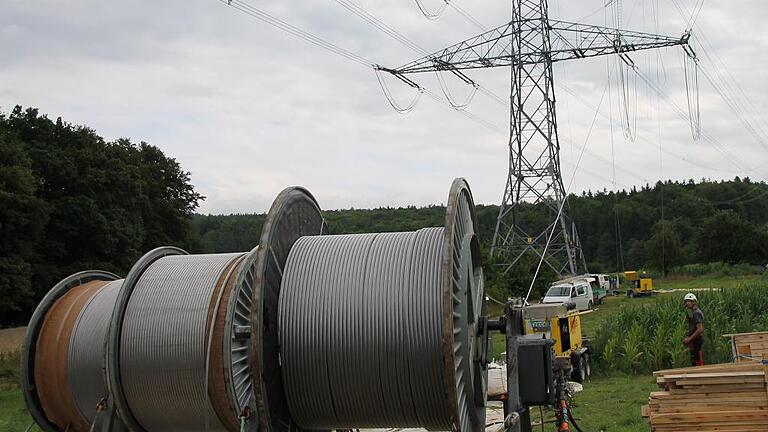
left=119, top=253, right=242, bottom=431
left=278, top=227, right=451, bottom=430
left=68, top=279, right=123, bottom=424
left=32, top=279, right=112, bottom=432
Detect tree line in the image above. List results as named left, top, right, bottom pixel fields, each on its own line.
left=0, top=106, right=202, bottom=325
left=2, top=106, right=767, bottom=325
left=194, top=180, right=768, bottom=299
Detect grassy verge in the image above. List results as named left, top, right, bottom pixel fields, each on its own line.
left=0, top=351, right=32, bottom=430
left=0, top=387, right=32, bottom=430
left=569, top=373, right=657, bottom=432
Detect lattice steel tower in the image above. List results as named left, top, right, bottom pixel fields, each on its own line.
left=382, top=0, right=693, bottom=276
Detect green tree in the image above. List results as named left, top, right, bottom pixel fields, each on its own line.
left=696, top=210, right=767, bottom=264
left=0, top=125, right=48, bottom=322
left=645, top=220, right=686, bottom=275
left=0, top=106, right=204, bottom=325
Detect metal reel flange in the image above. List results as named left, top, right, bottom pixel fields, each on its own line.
left=106, top=246, right=187, bottom=432
left=21, top=270, right=119, bottom=432
left=251, top=186, right=328, bottom=432
left=441, top=177, right=487, bottom=432
left=223, top=245, right=260, bottom=430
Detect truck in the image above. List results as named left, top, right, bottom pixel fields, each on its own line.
left=542, top=277, right=594, bottom=311
left=584, top=273, right=609, bottom=305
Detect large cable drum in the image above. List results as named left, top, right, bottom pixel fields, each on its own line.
left=253, top=179, right=486, bottom=432
left=107, top=246, right=260, bottom=432
left=21, top=271, right=122, bottom=432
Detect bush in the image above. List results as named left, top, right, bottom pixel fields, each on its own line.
left=591, top=280, right=768, bottom=374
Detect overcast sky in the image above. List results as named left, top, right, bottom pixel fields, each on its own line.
left=2, top=0, right=767, bottom=214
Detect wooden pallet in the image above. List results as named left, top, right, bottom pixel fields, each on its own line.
left=723, top=331, right=768, bottom=362
left=642, top=362, right=768, bottom=431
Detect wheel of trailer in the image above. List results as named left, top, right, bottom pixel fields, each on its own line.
left=570, top=354, right=587, bottom=383
left=588, top=300, right=593, bottom=310
left=628, top=290, right=635, bottom=298
left=577, top=357, right=587, bottom=383
left=583, top=353, right=591, bottom=379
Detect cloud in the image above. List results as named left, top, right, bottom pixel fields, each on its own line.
left=2, top=0, right=766, bottom=215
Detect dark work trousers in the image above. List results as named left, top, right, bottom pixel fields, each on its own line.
left=689, top=337, right=704, bottom=366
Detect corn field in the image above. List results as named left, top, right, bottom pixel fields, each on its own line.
left=591, top=278, right=768, bottom=374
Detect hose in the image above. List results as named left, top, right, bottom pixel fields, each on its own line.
left=566, top=403, right=586, bottom=432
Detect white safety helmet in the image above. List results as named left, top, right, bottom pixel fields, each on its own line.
left=684, top=293, right=697, bottom=302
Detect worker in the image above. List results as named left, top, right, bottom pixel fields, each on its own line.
left=682, top=293, right=705, bottom=366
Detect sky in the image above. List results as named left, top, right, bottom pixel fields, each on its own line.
left=2, top=0, right=768, bottom=214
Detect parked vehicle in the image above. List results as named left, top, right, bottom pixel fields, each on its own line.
left=624, top=270, right=654, bottom=298
left=584, top=273, right=609, bottom=305
left=542, top=278, right=594, bottom=311
left=608, top=274, right=620, bottom=295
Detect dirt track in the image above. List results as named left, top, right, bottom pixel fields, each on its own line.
left=0, top=327, right=26, bottom=353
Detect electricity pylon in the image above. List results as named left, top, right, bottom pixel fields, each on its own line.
left=382, top=0, right=693, bottom=276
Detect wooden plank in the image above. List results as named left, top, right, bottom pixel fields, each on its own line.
left=653, top=362, right=761, bottom=377
left=764, top=364, right=768, bottom=402
left=647, top=362, right=768, bottom=431
left=722, top=331, right=768, bottom=338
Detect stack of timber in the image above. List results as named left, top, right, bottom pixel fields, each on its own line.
left=724, top=331, right=768, bottom=362
left=643, top=362, right=768, bottom=431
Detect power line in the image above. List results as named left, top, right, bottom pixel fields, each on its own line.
left=525, top=79, right=610, bottom=303
left=441, top=0, right=753, bottom=186
left=632, top=67, right=759, bottom=175
left=451, top=2, right=486, bottom=30
left=668, top=1, right=768, bottom=160
left=221, top=0, right=373, bottom=67
left=331, top=0, right=504, bottom=114
left=413, top=0, right=449, bottom=20
left=698, top=64, right=768, bottom=154
left=334, top=0, right=428, bottom=55
left=687, top=0, right=706, bottom=29
left=374, top=68, right=423, bottom=114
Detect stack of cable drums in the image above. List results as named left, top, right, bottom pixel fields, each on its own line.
left=107, top=247, right=259, bottom=432
left=22, top=246, right=260, bottom=432
left=251, top=179, right=487, bottom=432
left=23, top=178, right=487, bottom=432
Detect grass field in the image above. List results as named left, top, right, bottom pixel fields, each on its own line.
left=569, top=373, right=657, bottom=432
left=0, top=387, right=32, bottom=431
left=0, top=350, right=32, bottom=431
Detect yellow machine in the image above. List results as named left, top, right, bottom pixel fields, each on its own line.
left=522, top=303, right=591, bottom=382
left=624, top=270, right=653, bottom=298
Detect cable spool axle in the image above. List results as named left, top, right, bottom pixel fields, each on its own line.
left=108, top=246, right=260, bottom=432
left=252, top=179, right=486, bottom=432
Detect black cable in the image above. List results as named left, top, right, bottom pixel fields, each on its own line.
left=413, top=0, right=449, bottom=20
left=566, top=403, right=586, bottom=432
left=538, top=406, right=544, bottom=432
left=222, top=0, right=373, bottom=67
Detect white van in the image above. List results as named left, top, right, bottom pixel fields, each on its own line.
left=542, top=279, right=594, bottom=311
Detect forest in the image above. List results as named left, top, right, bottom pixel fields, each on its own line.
left=2, top=106, right=767, bottom=325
